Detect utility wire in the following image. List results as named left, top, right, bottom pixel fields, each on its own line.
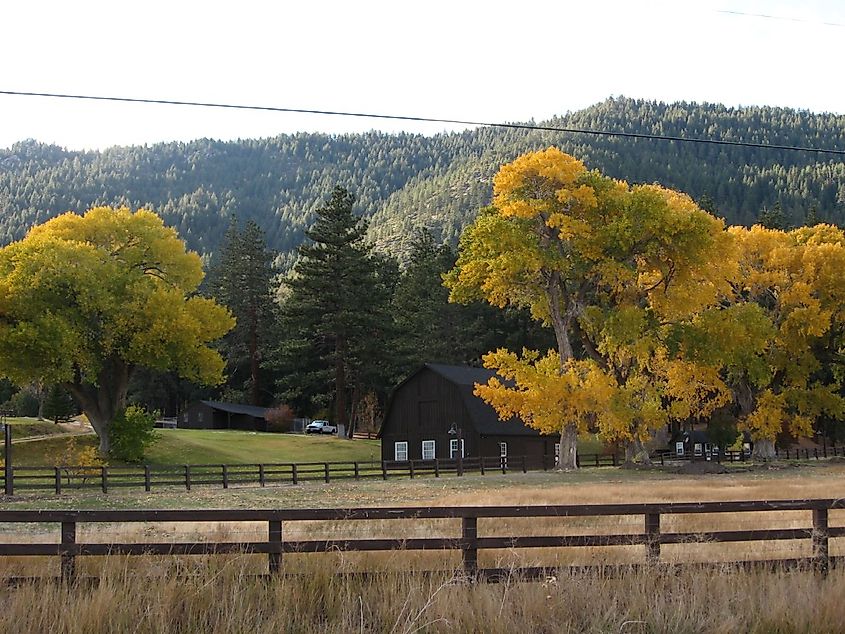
left=716, top=9, right=845, bottom=28
left=1, top=89, right=844, bottom=156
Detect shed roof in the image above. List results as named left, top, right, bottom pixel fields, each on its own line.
left=199, top=401, right=268, bottom=418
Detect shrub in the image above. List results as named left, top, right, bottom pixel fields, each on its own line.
left=265, top=404, right=295, bottom=433
left=48, top=435, right=107, bottom=485
left=110, top=406, right=157, bottom=463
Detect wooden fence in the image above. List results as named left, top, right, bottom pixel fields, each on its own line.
left=0, top=499, right=842, bottom=582
left=2, top=444, right=844, bottom=495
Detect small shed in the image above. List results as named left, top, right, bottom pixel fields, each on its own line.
left=179, top=401, right=268, bottom=432
left=378, top=364, right=557, bottom=462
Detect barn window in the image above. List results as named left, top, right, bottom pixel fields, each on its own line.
left=499, top=442, right=507, bottom=457
left=675, top=442, right=684, bottom=456
left=449, top=439, right=465, bottom=458
left=394, top=441, right=408, bottom=462
left=694, top=443, right=703, bottom=457
left=422, top=440, right=436, bottom=460
left=554, top=443, right=560, bottom=465
left=197, top=411, right=203, bottom=423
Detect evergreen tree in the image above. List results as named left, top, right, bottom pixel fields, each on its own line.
left=208, top=218, right=278, bottom=405
left=275, top=186, right=395, bottom=433
left=42, top=384, right=76, bottom=423
left=758, top=202, right=788, bottom=230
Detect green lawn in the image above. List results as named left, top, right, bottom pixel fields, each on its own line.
left=4, top=417, right=73, bottom=440
left=146, top=429, right=380, bottom=464
left=8, top=428, right=380, bottom=466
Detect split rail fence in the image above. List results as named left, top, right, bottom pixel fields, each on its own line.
left=0, top=499, right=842, bottom=582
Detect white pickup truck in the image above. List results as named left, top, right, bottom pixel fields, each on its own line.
left=305, top=419, right=337, bottom=434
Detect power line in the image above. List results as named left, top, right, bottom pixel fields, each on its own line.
left=716, top=9, right=845, bottom=28
left=1, top=89, right=844, bottom=156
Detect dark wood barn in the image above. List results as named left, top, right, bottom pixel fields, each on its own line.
left=379, top=364, right=557, bottom=462
left=179, top=401, right=269, bottom=432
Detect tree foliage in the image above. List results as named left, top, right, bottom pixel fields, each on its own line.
left=208, top=218, right=278, bottom=405
left=0, top=206, right=234, bottom=452
left=447, top=148, right=737, bottom=467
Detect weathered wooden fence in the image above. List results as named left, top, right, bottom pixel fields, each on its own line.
left=0, top=499, right=842, bottom=582
left=2, top=444, right=843, bottom=495
left=0, top=455, right=599, bottom=495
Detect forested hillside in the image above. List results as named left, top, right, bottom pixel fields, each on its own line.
left=1, top=97, right=844, bottom=264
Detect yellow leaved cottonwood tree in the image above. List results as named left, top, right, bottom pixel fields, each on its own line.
left=720, top=224, right=845, bottom=459
left=445, top=148, right=733, bottom=468
left=0, top=207, right=235, bottom=453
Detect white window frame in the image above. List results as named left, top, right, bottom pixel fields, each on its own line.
left=394, top=441, right=408, bottom=462
left=422, top=440, right=436, bottom=461
left=675, top=441, right=685, bottom=456
left=554, top=443, right=561, bottom=465
left=693, top=442, right=703, bottom=457
left=449, top=438, right=465, bottom=458
left=499, top=442, right=508, bottom=458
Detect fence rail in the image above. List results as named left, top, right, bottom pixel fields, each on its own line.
left=2, top=443, right=844, bottom=495
left=0, top=499, right=843, bottom=582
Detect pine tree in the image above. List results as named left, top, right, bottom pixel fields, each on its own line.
left=42, top=384, right=76, bottom=423
left=276, top=186, right=396, bottom=433
left=208, top=218, right=277, bottom=406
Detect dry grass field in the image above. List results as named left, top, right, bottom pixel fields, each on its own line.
left=2, top=462, right=845, bottom=632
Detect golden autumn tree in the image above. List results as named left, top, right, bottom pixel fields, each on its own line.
left=0, top=207, right=234, bottom=453
left=445, top=148, right=733, bottom=468
left=717, top=224, right=845, bottom=459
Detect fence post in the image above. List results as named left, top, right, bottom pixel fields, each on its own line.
left=595, top=454, right=600, bottom=468
left=612, top=454, right=618, bottom=467
left=354, top=461, right=360, bottom=480
left=521, top=455, right=527, bottom=473
left=542, top=454, right=548, bottom=471
left=268, top=519, right=283, bottom=575
left=101, top=466, right=108, bottom=494
left=814, top=448, right=819, bottom=460
left=434, top=459, right=439, bottom=477
left=324, top=463, right=330, bottom=483
left=462, top=515, right=478, bottom=578
left=54, top=467, right=62, bottom=495
left=291, top=464, right=298, bottom=485
left=381, top=461, right=387, bottom=480
left=480, top=457, right=485, bottom=476
left=144, top=465, right=151, bottom=492
left=222, top=464, right=229, bottom=489
left=185, top=465, right=191, bottom=491
left=501, top=457, right=507, bottom=474
left=259, top=464, right=266, bottom=487
left=645, top=512, right=661, bottom=563
left=409, top=461, right=415, bottom=479
left=812, top=507, right=830, bottom=575
left=61, top=520, right=76, bottom=583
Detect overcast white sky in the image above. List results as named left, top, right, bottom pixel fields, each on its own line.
left=2, top=0, right=844, bottom=150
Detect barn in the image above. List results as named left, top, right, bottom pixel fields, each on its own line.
left=179, top=401, right=268, bottom=432
left=379, top=364, right=557, bottom=462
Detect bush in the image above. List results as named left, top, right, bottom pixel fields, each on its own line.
left=48, top=435, right=107, bottom=484
left=110, top=406, right=157, bottom=463
left=265, top=404, right=295, bottom=433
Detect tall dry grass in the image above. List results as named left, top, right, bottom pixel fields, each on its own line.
left=0, top=556, right=842, bottom=633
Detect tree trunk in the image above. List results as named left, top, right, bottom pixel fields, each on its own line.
left=63, top=359, right=131, bottom=454
left=249, top=305, right=260, bottom=406
left=558, top=423, right=578, bottom=470
left=335, top=335, right=348, bottom=428
left=623, top=437, right=652, bottom=466
left=752, top=438, right=776, bottom=461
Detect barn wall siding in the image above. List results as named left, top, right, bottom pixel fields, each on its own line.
left=381, top=367, right=555, bottom=462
